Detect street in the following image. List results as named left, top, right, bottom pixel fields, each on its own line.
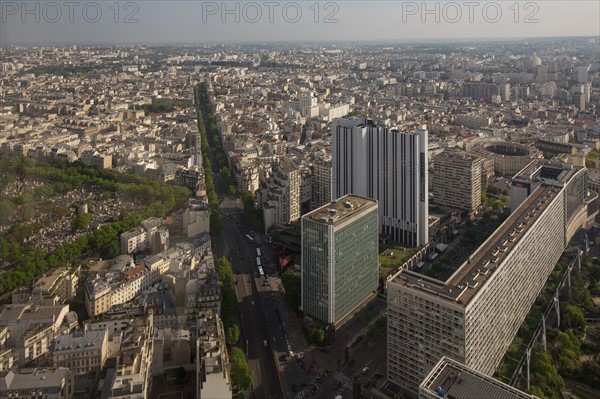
left=216, top=198, right=284, bottom=399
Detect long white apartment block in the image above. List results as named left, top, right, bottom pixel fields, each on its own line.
left=388, top=163, right=588, bottom=396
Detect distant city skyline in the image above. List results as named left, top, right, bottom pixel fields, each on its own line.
left=1, top=1, right=599, bottom=45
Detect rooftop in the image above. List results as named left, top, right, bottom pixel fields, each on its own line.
left=304, top=194, right=377, bottom=225
left=513, top=161, right=583, bottom=187
left=390, top=184, right=559, bottom=307
left=0, top=368, right=70, bottom=393
left=420, top=356, right=535, bottom=399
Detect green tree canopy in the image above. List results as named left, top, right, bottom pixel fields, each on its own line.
left=230, top=347, right=252, bottom=395
left=226, top=322, right=240, bottom=346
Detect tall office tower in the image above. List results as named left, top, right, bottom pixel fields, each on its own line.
left=301, top=195, right=378, bottom=330
left=501, top=83, right=511, bottom=101
left=536, top=64, right=548, bottom=82
left=312, top=157, right=332, bottom=209
left=433, top=150, right=484, bottom=212
left=578, top=65, right=590, bottom=83
left=387, top=162, right=587, bottom=396
left=332, top=118, right=428, bottom=247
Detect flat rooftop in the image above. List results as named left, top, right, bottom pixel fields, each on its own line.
left=514, top=161, right=583, bottom=186
left=420, top=357, right=535, bottom=399
left=390, top=184, right=559, bottom=307
left=305, top=194, right=377, bottom=225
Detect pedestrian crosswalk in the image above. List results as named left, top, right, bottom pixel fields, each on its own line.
left=334, top=371, right=352, bottom=389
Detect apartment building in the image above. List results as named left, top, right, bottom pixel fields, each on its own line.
left=333, top=118, right=428, bottom=246
left=302, top=195, right=379, bottom=329
left=183, top=199, right=210, bottom=238
left=311, top=158, right=332, bottom=209
left=12, top=267, right=79, bottom=306
left=433, top=151, right=484, bottom=211
left=120, top=228, right=147, bottom=255
left=196, top=314, right=232, bottom=399
left=50, top=329, right=108, bottom=376
left=262, top=159, right=300, bottom=231
left=108, top=316, right=154, bottom=399
left=85, top=264, right=155, bottom=317
left=387, top=164, right=588, bottom=396
left=0, top=347, right=18, bottom=372
left=234, top=160, right=259, bottom=194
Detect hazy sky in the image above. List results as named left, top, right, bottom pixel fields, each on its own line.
left=1, top=1, right=599, bottom=45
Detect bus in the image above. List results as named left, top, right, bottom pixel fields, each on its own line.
left=245, top=234, right=254, bottom=242
left=256, top=248, right=261, bottom=257
left=258, top=266, right=265, bottom=277
left=256, top=257, right=261, bottom=267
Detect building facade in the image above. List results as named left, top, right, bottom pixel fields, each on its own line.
left=0, top=368, right=74, bottom=399
left=301, top=195, right=378, bottom=329
left=332, top=118, right=428, bottom=246
left=433, top=151, right=484, bottom=211
left=312, top=158, right=332, bottom=209
left=262, top=159, right=300, bottom=231
left=388, top=164, right=588, bottom=395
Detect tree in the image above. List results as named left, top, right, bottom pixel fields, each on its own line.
left=226, top=323, right=240, bottom=346
left=281, top=269, right=301, bottom=310
left=216, top=257, right=234, bottom=285
left=210, top=211, right=224, bottom=234
left=307, top=327, right=325, bottom=345
left=529, top=386, right=548, bottom=399
left=230, top=347, right=252, bottom=395
left=0, top=199, right=15, bottom=223
left=531, top=346, right=564, bottom=397
left=21, top=205, right=35, bottom=220
left=563, top=305, right=586, bottom=336
left=71, top=213, right=91, bottom=233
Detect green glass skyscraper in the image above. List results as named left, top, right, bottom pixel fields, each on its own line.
left=301, top=194, right=378, bottom=330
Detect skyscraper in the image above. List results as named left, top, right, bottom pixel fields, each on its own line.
left=301, top=194, right=378, bottom=330
left=332, top=118, right=428, bottom=246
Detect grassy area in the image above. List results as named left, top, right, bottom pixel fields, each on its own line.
left=379, top=247, right=421, bottom=278
left=586, top=149, right=600, bottom=168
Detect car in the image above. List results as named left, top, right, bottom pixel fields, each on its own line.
left=373, top=372, right=384, bottom=379
left=234, top=280, right=239, bottom=285
left=251, top=301, right=255, bottom=306
left=279, top=354, right=288, bottom=361
left=263, top=339, right=268, bottom=347
left=362, top=367, right=369, bottom=374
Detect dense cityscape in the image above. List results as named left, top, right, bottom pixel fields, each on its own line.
left=0, top=11, right=600, bottom=399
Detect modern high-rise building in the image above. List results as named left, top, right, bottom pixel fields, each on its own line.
left=578, top=65, right=590, bottom=83
left=301, top=194, right=378, bottom=330
left=433, top=150, right=484, bottom=212
left=387, top=163, right=588, bottom=396
left=332, top=118, right=428, bottom=246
